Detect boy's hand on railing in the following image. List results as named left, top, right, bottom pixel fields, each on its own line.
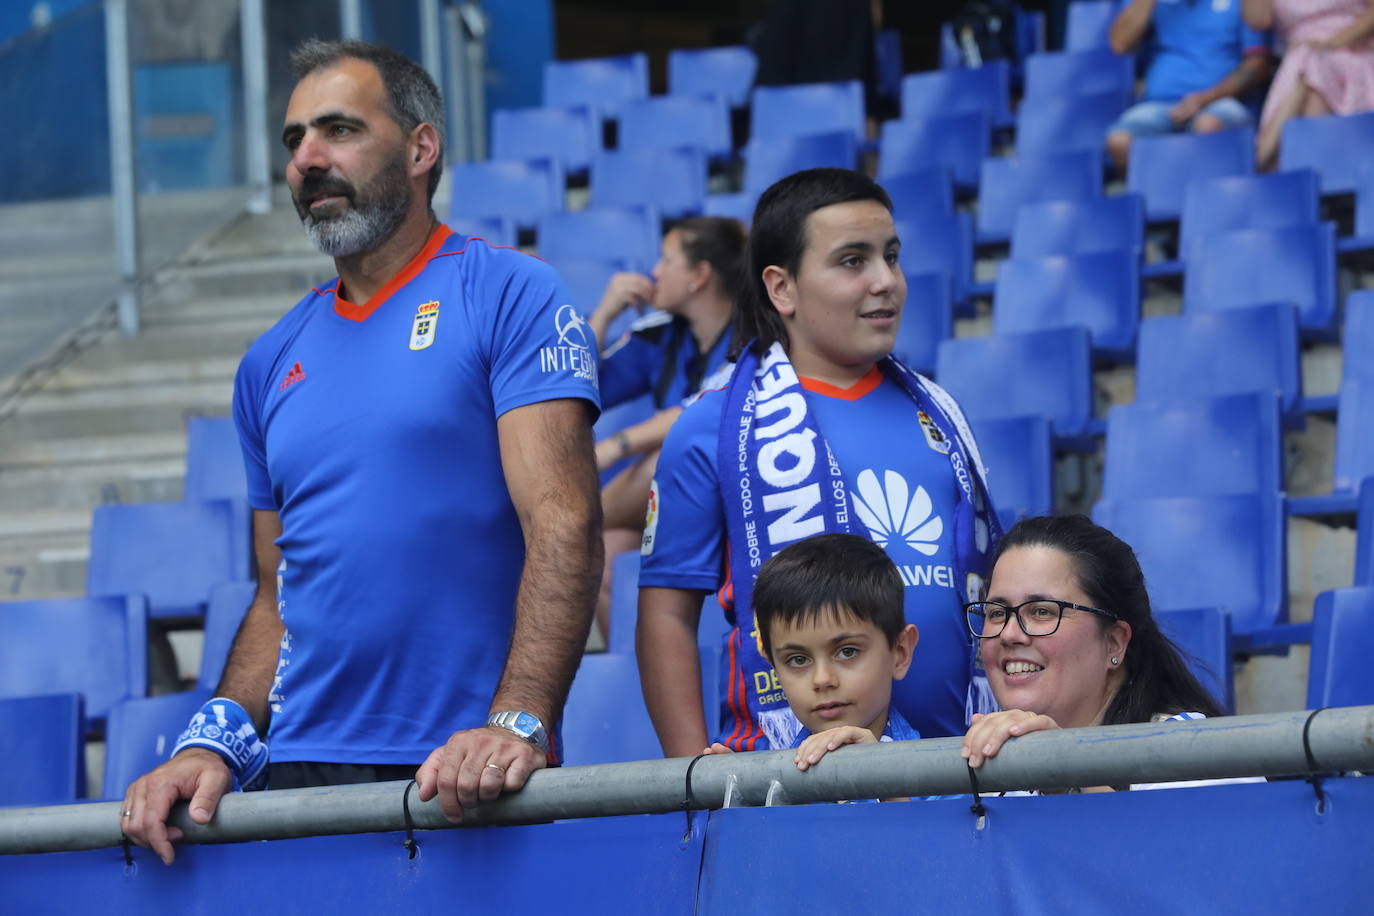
left=794, top=726, right=876, bottom=772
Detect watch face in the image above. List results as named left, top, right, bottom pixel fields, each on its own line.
left=513, top=712, right=539, bottom=735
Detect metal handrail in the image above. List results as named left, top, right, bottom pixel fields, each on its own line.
left=3, top=706, right=1370, bottom=856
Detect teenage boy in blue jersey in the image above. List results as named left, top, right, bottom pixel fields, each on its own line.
left=702, top=534, right=920, bottom=770
left=1106, top=0, right=1271, bottom=172
left=120, top=39, right=602, bottom=865
left=637, top=168, right=1001, bottom=757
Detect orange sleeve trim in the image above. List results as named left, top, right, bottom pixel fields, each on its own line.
left=799, top=365, right=883, bottom=401
left=332, top=224, right=456, bottom=322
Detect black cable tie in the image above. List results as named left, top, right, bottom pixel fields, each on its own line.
left=401, top=779, right=419, bottom=859
left=966, top=764, right=987, bottom=822
left=120, top=833, right=134, bottom=868
left=681, top=754, right=708, bottom=841
left=1302, top=707, right=1329, bottom=812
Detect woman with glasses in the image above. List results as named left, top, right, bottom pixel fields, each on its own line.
left=960, top=514, right=1223, bottom=779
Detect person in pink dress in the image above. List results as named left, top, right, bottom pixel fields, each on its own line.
left=1245, top=0, right=1374, bottom=168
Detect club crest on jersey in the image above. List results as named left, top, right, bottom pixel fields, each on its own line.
left=409, top=300, right=440, bottom=351
left=917, top=410, right=951, bottom=454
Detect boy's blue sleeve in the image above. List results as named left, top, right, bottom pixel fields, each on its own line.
left=639, top=391, right=727, bottom=592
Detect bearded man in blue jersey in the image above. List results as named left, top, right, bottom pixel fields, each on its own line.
left=121, top=39, right=603, bottom=865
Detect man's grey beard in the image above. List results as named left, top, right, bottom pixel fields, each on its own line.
left=299, top=156, right=412, bottom=258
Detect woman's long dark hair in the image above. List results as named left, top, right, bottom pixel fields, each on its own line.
left=729, top=168, right=894, bottom=360
left=995, top=515, right=1224, bottom=724
left=674, top=216, right=747, bottom=305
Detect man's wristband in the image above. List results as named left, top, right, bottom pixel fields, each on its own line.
left=173, top=697, right=270, bottom=790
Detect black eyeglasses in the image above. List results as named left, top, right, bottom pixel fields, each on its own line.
left=963, top=599, right=1120, bottom=639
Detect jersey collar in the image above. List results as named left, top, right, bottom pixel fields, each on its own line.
left=799, top=364, right=883, bottom=401
left=331, top=224, right=455, bottom=322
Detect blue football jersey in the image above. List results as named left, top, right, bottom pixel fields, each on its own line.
left=232, top=227, right=600, bottom=764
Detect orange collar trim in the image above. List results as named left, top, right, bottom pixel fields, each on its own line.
left=799, top=365, right=883, bottom=401
left=332, top=224, right=455, bottom=322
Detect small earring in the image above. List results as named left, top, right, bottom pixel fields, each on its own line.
left=1111, top=656, right=1120, bottom=666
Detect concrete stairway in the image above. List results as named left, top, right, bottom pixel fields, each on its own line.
left=0, top=187, right=333, bottom=602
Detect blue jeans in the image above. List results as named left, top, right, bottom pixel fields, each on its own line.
left=1109, top=98, right=1253, bottom=136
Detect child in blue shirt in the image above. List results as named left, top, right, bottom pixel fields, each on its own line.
left=705, top=532, right=920, bottom=771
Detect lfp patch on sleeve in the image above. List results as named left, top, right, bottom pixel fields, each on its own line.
left=410, top=300, right=440, bottom=351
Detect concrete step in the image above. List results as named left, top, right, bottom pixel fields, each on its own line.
left=0, top=433, right=186, bottom=470
left=0, top=531, right=91, bottom=600
left=156, top=253, right=334, bottom=302
left=37, top=357, right=240, bottom=394
left=141, top=292, right=299, bottom=327
left=0, top=459, right=185, bottom=511
left=44, top=315, right=273, bottom=369
left=0, top=381, right=233, bottom=442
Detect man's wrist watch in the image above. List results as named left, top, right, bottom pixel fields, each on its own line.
left=487, top=711, right=550, bottom=754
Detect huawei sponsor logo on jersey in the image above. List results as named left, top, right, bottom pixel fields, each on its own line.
left=409, top=300, right=440, bottom=350
left=541, top=304, right=597, bottom=385
left=851, top=468, right=955, bottom=589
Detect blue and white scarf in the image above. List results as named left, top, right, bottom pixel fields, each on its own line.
left=716, top=341, right=1002, bottom=749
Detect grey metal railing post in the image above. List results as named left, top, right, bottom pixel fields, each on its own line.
left=461, top=1, right=487, bottom=162
left=419, top=0, right=443, bottom=90
left=443, top=4, right=470, bottom=163
left=241, top=0, right=271, bottom=215
left=339, top=0, right=363, bottom=39
left=104, top=0, right=140, bottom=337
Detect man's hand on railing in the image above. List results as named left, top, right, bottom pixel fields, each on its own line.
left=119, top=748, right=233, bottom=866
left=414, top=726, right=546, bottom=823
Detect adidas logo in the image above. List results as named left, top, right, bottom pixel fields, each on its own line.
left=279, top=361, right=307, bottom=391
left=851, top=469, right=943, bottom=555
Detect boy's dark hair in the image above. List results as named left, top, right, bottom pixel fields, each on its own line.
left=996, top=515, right=1225, bottom=723
left=753, top=533, right=905, bottom=659
left=730, top=168, right=894, bottom=361
left=289, top=38, right=445, bottom=204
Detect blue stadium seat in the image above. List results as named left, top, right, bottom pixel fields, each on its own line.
left=702, top=191, right=758, bottom=226
left=184, top=416, right=246, bottom=503
left=977, top=150, right=1103, bottom=243
left=750, top=81, right=867, bottom=145
left=901, top=61, right=1014, bottom=128
left=543, top=53, right=649, bottom=119
left=1093, top=491, right=1286, bottom=634
left=0, top=596, right=147, bottom=724
left=1127, top=128, right=1255, bottom=222
left=617, top=95, right=732, bottom=161
left=590, top=147, right=707, bottom=220
left=1306, top=586, right=1374, bottom=707
left=894, top=210, right=974, bottom=305
left=935, top=326, right=1095, bottom=439
left=0, top=693, right=84, bottom=807
left=537, top=206, right=661, bottom=273
left=1183, top=223, right=1338, bottom=339
left=1015, top=90, right=1126, bottom=156
left=1356, top=478, right=1374, bottom=586
left=881, top=167, right=956, bottom=220
left=449, top=215, right=517, bottom=249
left=560, top=653, right=664, bottom=765
left=449, top=158, right=564, bottom=228
left=667, top=45, right=757, bottom=108
left=1342, top=291, right=1374, bottom=386
left=88, top=501, right=250, bottom=620
left=102, top=690, right=211, bottom=800
left=1010, top=194, right=1143, bottom=259
left=969, top=415, right=1054, bottom=529
left=877, top=111, right=989, bottom=190
left=606, top=550, right=641, bottom=655
left=875, top=28, right=904, bottom=104
left=992, top=248, right=1139, bottom=361
left=1102, top=393, right=1284, bottom=500
left=1135, top=304, right=1302, bottom=419
left=87, top=499, right=252, bottom=620
left=1022, top=48, right=1133, bottom=107
left=199, top=581, right=255, bottom=691
left=1348, top=160, right=1374, bottom=249
left=558, top=258, right=633, bottom=324
left=1178, top=170, right=1321, bottom=258
left=490, top=105, right=597, bottom=174
left=739, top=130, right=858, bottom=194
left=1279, top=110, right=1374, bottom=195
left=1334, top=379, right=1374, bottom=497
left=892, top=270, right=953, bottom=376
left=1157, top=608, right=1235, bottom=713
left=1066, top=1, right=1119, bottom=50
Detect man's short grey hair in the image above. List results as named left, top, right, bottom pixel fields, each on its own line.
left=289, top=38, right=445, bottom=204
